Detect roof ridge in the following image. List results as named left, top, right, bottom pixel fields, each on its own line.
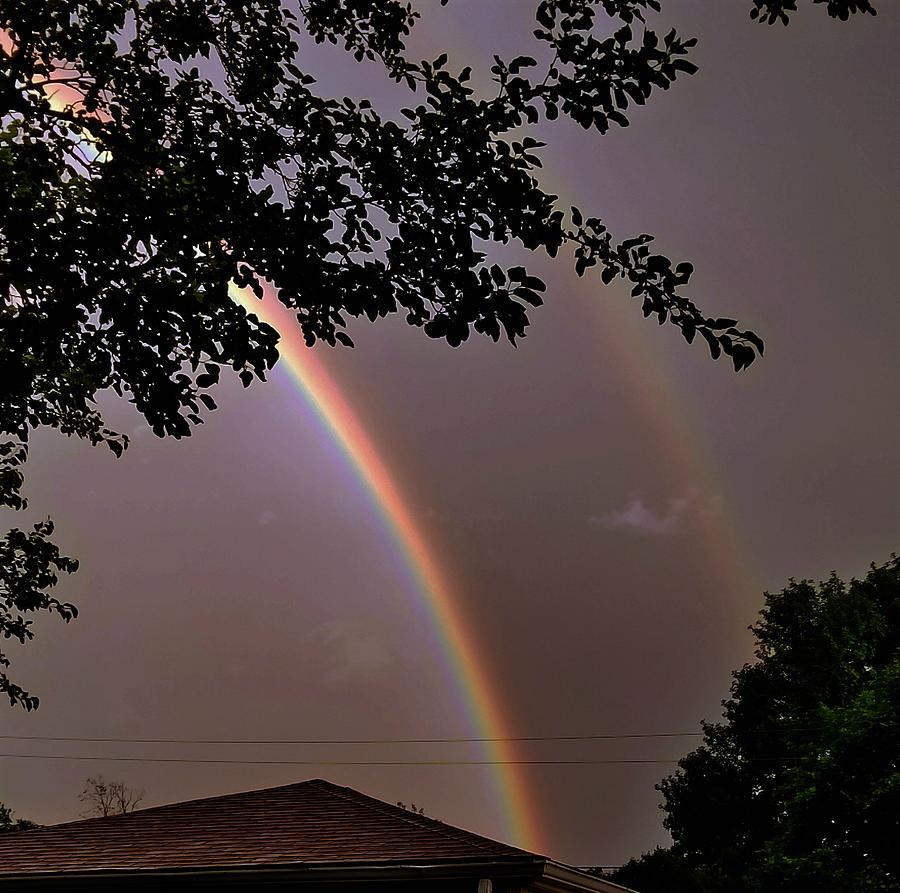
left=0, top=778, right=544, bottom=877
left=42, top=778, right=325, bottom=830
left=315, top=780, right=534, bottom=858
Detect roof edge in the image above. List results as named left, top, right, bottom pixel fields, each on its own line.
left=537, top=862, right=640, bottom=893
left=0, top=856, right=548, bottom=886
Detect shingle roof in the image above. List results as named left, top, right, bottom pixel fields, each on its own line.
left=0, top=778, right=538, bottom=877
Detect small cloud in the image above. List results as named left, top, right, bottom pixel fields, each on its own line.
left=257, top=510, right=276, bottom=527
left=308, top=620, right=392, bottom=684
left=589, top=489, right=720, bottom=536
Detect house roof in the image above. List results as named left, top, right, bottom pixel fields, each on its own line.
left=0, top=779, right=632, bottom=892
left=0, top=778, right=534, bottom=875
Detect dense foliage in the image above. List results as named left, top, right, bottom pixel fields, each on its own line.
left=750, top=0, right=876, bottom=25
left=0, top=801, right=36, bottom=832
left=610, top=555, right=900, bottom=893
left=0, top=442, right=77, bottom=710
left=0, top=0, right=876, bottom=706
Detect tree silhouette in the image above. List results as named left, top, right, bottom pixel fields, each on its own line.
left=610, top=555, right=900, bottom=893
left=0, top=0, right=876, bottom=706
left=0, top=801, right=36, bottom=833
left=78, top=776, right=144, bottom=818
left=750, top=0, right=876, bottom=25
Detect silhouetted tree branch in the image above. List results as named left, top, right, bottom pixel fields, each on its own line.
left=78, top=776, right=144, bottom=818
left=0, top=801, right=36, bottom=832
left=750, top=0, right=876, bottom=25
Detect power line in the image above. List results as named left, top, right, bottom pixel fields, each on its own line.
left=0, top=732, right=703, bottom=745
left=0, top=754, right=680, bottom=766
left=0, top=753, right=800, bottom=766
left=0, top=728, right=817, bottom=746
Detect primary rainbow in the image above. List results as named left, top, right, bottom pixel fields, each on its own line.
left=36, top=79, right=541, bottom=850
left=230, top=283, right=542, bottom=852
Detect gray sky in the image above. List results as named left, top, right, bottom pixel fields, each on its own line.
left=3, top=0, right=899, bottom=867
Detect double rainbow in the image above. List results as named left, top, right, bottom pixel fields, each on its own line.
left=33, top=51, right=761, bottom=855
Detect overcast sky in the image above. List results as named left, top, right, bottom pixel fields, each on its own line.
left=4, top=0, right=899, bottom=867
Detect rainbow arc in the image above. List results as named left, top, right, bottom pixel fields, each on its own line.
left=230, top=284, right=542, bottom=851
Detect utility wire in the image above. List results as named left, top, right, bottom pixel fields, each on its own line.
left=0, top=732, right=702, bottom=745
left=0, top=753, right=801, bottom=766
left=0, top=728, right=818, bottom=746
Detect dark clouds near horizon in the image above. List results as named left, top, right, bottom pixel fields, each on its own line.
left=4, top=0, right=899, bottom=866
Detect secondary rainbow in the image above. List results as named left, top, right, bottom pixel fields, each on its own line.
left=426, top=16, right=763, bottom=630
left=230, top=283, right=542, bottom=852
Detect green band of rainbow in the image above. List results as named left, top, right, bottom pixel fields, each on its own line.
left=34, top=78, right=542, bottom=848
left=230, top=284, right=543, bottom=852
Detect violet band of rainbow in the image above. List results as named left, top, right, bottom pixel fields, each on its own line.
left=37, top=79, right=540, bottom=848
left=229, top=283, right=542, bottom=851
